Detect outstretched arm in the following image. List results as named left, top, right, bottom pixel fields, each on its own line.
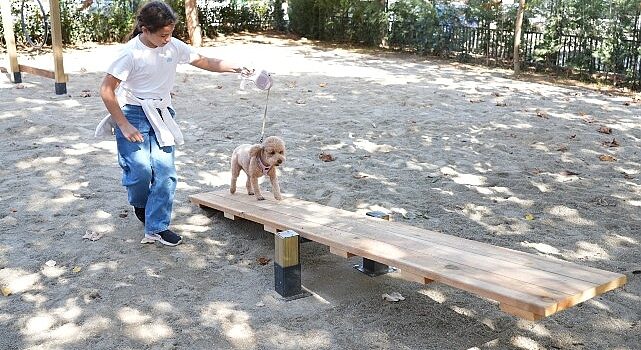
left=190, top=54, right=251, bottom=75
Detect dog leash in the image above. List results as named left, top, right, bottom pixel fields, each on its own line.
left=259, top=88, right=270, bottom=143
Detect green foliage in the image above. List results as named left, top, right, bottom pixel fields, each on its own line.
left=388, top=0, right=438, bottom=53
left=288, top=0, right=386, bottom=44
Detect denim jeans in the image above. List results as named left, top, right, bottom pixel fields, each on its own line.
left=115, top=104, right=177, bottom=235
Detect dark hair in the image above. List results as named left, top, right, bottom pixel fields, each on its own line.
left=127, top=1, right=177, bottom=40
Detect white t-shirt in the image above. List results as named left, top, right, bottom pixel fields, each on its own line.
left=106, top=35, right=199, bottom=106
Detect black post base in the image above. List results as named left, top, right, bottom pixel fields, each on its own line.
left=274, top=263, right=302, bottom=297
left=13, top=72, right=22, bottom=83
left=55, top=82, right=67, bottom=95
left=354, top=258, right=397, bottom=277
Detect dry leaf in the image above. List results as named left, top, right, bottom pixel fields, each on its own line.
left=382, top=292, right=405, bottom=302
left=319, top=83, right=327, bottom=87
left=319, top=152, right=336, bottom=162
left=257, top=257, right=271, bottom=266
left=524, top=213, right=535, bottom=221
left=1, top=286, right=11, bottom=297
left=72, top=266, right=82, bottom=273
left=581, top=116, right=596, bottom=124
left=599, top=154, right=617, bottom=162
left=469, top=98, right=483, bottom=103
left=598, top=126, right=612, bottom=134
left=352, top=173, right=368, bottom=179
left=601, top=138, right=620, bottom=147
left=83, top=230, right=105, bottom=241
left=560, top=170, right=579, bottom=176
left=536, top=110, right=549, bottom=119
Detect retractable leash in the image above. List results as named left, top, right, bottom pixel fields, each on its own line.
left=240, top=69, right=274, bottom=143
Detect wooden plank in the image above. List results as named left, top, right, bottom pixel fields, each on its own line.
left=500, top=303, right=543, bottom=321
left=190, top=192, right=573, bottom=315
left=199, top=191, right=623, bottom=295
left=277, top=195, right=623, bottom=286
left=190, top=191, right=626, bottom=317
left=0, top=0, right=20, bottom=76
left=329, top=247, right=356, bottom=258
left=264, top=225, right=278, bottom=233
left=400, top=270, right=434, bottom=284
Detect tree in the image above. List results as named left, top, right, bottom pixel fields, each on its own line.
left=513, top=0, right=526, bottom=75
left=185, top=0, right=202, bottom=47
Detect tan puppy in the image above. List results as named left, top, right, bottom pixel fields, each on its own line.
left=230, top=136, right=286, bottom=200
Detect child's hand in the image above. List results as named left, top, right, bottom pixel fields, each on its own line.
left=120, top=123, right=144, bottom=143
left=239, top=67, right=254, bottom=77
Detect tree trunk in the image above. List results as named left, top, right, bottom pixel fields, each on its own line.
left=513, top=0, right=526, bottom=75
left=185, top=0, right=202, bottom=47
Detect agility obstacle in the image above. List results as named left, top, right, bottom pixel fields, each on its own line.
left=190, top=190, right=627, bottom=320
left=1, top=0, right=67, bottom=94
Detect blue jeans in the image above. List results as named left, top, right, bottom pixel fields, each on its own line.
left=115, top=104, right=177, bottom=235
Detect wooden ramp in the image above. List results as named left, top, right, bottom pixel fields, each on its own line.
left=190, top=190, right=627, bottom=320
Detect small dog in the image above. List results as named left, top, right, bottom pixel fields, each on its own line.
left=230, top=136, right=286, bottom=200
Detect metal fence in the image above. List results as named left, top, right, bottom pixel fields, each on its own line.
left=389, top=23, right=641, bottom=89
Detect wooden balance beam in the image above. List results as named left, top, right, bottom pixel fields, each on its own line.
left=190, top=190, right=627, bottom=320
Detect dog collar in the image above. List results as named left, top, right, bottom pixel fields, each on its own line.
left=257, top=156, right=272, bottom=175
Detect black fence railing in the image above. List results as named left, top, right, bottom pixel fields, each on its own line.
left=388, top=22, right=641, bottom=89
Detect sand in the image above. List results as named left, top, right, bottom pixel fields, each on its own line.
left=1, top=33, right=640, bottom=350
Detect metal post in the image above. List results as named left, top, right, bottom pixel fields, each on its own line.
left=1, top=0, right=22, bottom=83
left=274, top=230, right=309, bottom=299
left=354, top=211, right=397, bottom=277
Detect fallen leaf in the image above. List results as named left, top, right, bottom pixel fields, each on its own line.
left=601, top=138, right=620, bottom=147
left=1, top=286, right=11, bottom=297
left=599, top=154, right=617, bottom=162
left=319, top=152, right=335, bottom=162
left=15, top=84, right=25, bottom=89
left=72, top=266, right=82, bottom=273
left=82, top=230, right=105, bottom=241
left=319, top=83, right=327, bottom=87
left=382, top=292, right=405, bottom=302
left=536, top=110, right=549, bottom=119
left=560, top=170, right=579, bottom=176
left=598, top=126, right=612, bottom=134
left=257, top=257, right=271, bottom=266
left=352, top=173, right=368, bottom=179
left=581, top=116, right=596, bottom=124
left=524, top=213, right=535, bottom=221
left=469, top=98, right=483, bottom=103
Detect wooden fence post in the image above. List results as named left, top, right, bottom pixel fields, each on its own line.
left=1, top=0, right=22, bottom=83
left=49, top=0, right=67, bottom=94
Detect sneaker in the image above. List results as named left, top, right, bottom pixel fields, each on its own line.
left=140, top=230, right=182, bottom=246
left=134, top=207, right=145, bottom=224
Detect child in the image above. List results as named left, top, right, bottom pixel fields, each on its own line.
left=99, top=0, right=251, bottom=246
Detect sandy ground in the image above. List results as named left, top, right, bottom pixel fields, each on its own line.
left=1, top=34, right=640, bottom=350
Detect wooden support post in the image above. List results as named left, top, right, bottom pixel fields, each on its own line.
left=223, top=212, right=235, bottom=220
left=274, top=230, right=305, bottom=298
left=48, top=0, right=67, bottom=94
left=1, top=0, right=22, bottom=83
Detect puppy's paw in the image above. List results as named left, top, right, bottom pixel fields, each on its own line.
left=256, top=195, right=265, bottom=201
left=248, top=191, right=255, bottom=195
left=274, top=194, right=282, bottom=200
left=230, top=187, right=236, bottom=194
